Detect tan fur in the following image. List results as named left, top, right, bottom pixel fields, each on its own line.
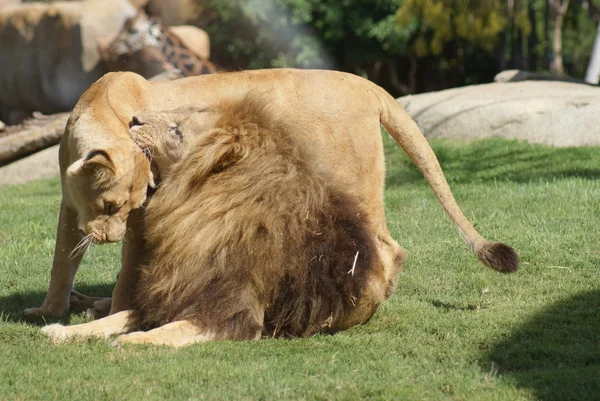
left=43, top=94, right=389, bottom=345
left=30, top=68, right=517, bottom=323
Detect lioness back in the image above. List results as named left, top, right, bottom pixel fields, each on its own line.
left=134, top=94, right=386, bottom=338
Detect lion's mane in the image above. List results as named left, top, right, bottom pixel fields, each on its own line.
left=134, top=94, right=382, bottom=338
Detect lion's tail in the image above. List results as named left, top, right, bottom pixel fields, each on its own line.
left=377, top=89, right=518, bottom=273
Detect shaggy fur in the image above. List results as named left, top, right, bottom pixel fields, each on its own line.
left=133, top=95, right=385, bottom=339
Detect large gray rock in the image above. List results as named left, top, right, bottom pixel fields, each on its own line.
left=397, top=81, right=600, bottom=147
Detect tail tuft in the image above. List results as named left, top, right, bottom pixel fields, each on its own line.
left=475, top=242, right=519, bottom=273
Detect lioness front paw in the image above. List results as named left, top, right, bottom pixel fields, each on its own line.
left=23, top=304, right=67, bottom=318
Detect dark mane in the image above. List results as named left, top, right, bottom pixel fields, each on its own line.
left=134, top=93, right=382, bottom=338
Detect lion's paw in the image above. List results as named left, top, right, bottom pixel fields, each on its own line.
left=69, top=290, right=106, bottom=313
left=41, top=324, right=72, bottom=344
left=84, top=298, right=112, bottom=320
left=110, top=332, right=139, bottom=347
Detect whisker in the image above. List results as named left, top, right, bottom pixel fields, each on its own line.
left=67, top=234, right=93, bottom=261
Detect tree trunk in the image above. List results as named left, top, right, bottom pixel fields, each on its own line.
left=585, top=20, right=600, bottom=83
left=0, top=113, right=69, bottom=166
left=528, top=0, right=539, bottom=71
left=549, top=0, right=570, bottom=76
left=497, top=28, right=507, bottom=71
left=544, top=0, right=551, bottom=69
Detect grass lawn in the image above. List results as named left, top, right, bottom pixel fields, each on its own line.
left=1, top=137, right=599, bottom=400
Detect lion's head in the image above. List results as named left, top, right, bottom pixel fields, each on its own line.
left=128, top=104, right=217, bottom=178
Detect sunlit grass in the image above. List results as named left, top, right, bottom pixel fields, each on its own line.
left=0, top=137, right=598, bottom=400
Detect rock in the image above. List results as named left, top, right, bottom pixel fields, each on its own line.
left=0, top=120, right=4, bottom=131
left=0, top=144, right=59, bottom=187
left=397, top=81, right=600, bottom=147
left=494, top=69, right=591, bottom=85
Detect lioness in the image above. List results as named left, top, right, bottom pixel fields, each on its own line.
left=25, top=69, right=517, bottom=320
left=43, top=94, right=393, bottom=345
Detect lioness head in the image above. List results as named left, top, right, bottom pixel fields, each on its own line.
left=63, top=139, right=153, bottom=244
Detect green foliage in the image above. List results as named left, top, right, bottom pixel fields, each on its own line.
left=198, top=0, right=415, bottom=70
left=561, top=0, right=599, bottom=77
left=191, top=0, right=600, bottom=93
left=397, top=0, right=511, bottom=57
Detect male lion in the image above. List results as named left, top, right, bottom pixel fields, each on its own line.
left=43, top=94, right=393, bottom=345
left=25, top=69, right=517, bottom=321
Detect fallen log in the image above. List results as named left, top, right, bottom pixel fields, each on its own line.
left=0, top=112, right=69, bottom=166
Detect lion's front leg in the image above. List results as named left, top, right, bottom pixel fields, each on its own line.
left=42, top=310, right=140, bottom=343
left=109, top=207, right=147, bottom=315
left=111, top=320, right=216, bottom=348
left=24, top=202, right=86, bottom=317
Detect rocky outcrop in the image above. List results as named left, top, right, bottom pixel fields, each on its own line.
left=397, top=80, right=600, bottom=147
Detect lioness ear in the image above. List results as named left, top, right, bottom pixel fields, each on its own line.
left=83, top=150, right=115, bottom=173
left=66, top=149, right=116, bottom=177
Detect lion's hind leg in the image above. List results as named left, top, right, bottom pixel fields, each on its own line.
left=68, top=290, right=112, bottom=319
left=42, top=310, right=140, bottom=344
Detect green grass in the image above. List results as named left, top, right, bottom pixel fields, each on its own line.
left=1, top=137, right=599, bottom=400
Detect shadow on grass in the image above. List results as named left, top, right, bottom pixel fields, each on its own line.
left=384, top=137, right=600, bottom=186
left=0, top=283, right=114, bottom=326
left=483, top=290, right=600, bottom=400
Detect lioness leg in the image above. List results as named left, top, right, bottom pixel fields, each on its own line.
left=42, top=310, right=140, bottom=343
left=110, top=208, right=147, bottom=315
left=24, top=203, right=86, bottom=317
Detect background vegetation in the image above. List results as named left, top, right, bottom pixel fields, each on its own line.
left=184, top=0, right=600, bottom=96
left=1, top=137, right=599, bottom=400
